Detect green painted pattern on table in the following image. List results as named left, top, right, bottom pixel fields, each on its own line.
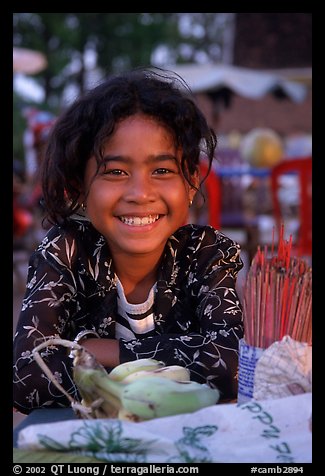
left=169, top=425, right=218, bottom=463
left=13, top=448, right=103, bottom=463
left=35, top=420, right=218, bottom=463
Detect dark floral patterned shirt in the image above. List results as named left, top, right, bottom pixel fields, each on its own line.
left=13, top=220, right=244, bottom=414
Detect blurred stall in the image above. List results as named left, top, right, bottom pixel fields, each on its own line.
left=13, top=47, right=47, bottom=75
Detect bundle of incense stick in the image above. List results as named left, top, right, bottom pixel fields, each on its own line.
left=243, top=225, right=312, bottom=348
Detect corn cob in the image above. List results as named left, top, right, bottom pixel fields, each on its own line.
left=121, top=364, right=191, bottom=383
left=120, top=376, right=220, bottom=420
left=107, top=358, right=165, bottom=381
left=33, top=340, right=219, bottom=422
left=81, top=367, right=219, bottom=421
left=72, top=348, right=121, bottom=419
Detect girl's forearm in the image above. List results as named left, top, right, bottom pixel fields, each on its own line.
left=80, top=338, right=120, bottom=368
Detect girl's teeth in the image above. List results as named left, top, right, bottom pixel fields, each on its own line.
left=120, top=215, right=159, bottom=226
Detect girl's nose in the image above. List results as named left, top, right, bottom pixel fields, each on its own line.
left=124, top=173, right=157, bottom=203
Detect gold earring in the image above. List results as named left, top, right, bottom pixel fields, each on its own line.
left=81, top=203, right=86, bottom=211
left=189, top=199, right=193, bottom=207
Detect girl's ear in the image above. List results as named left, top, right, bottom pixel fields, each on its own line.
left=70, top=178, right=86, bottom=207
left=192, top=170, right=200, bottom=189
left=189, top=171, right=200, bottom=203
left=78, top=190, right=86, bottom=206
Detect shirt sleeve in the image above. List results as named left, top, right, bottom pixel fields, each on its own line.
left=13, top=242, right=82, bottom=414
left=119, top=231, right=244, bottom=401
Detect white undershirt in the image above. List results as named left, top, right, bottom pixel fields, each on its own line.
left=115, top=277, right=156, bottom=341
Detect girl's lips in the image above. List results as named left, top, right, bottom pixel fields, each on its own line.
left=118, top=214, right=161, bottom=226
left=118, top=215, right=163, bottom=237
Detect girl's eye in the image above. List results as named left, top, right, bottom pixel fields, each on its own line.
left=104, top=169, right=126, bottom=176
left=154, top=168, right=173, bottom=175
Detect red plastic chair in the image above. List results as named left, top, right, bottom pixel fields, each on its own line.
left=270, top=156, right=312, bottom=257
left=199, top=161, right=221, bottom=230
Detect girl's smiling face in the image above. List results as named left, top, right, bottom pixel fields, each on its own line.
left=83, top=114, right=198, bottom=260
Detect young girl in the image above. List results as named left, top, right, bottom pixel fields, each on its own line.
left=13, top=68, right=244, bottom=414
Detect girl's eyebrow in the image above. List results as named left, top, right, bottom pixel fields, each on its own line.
left=101, top=154, right=178, bottom=165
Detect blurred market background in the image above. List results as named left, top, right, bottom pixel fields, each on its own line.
left=13, top=12, right=312, bottom=426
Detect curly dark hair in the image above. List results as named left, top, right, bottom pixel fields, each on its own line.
left=42, top=67, right=217, bottom=224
